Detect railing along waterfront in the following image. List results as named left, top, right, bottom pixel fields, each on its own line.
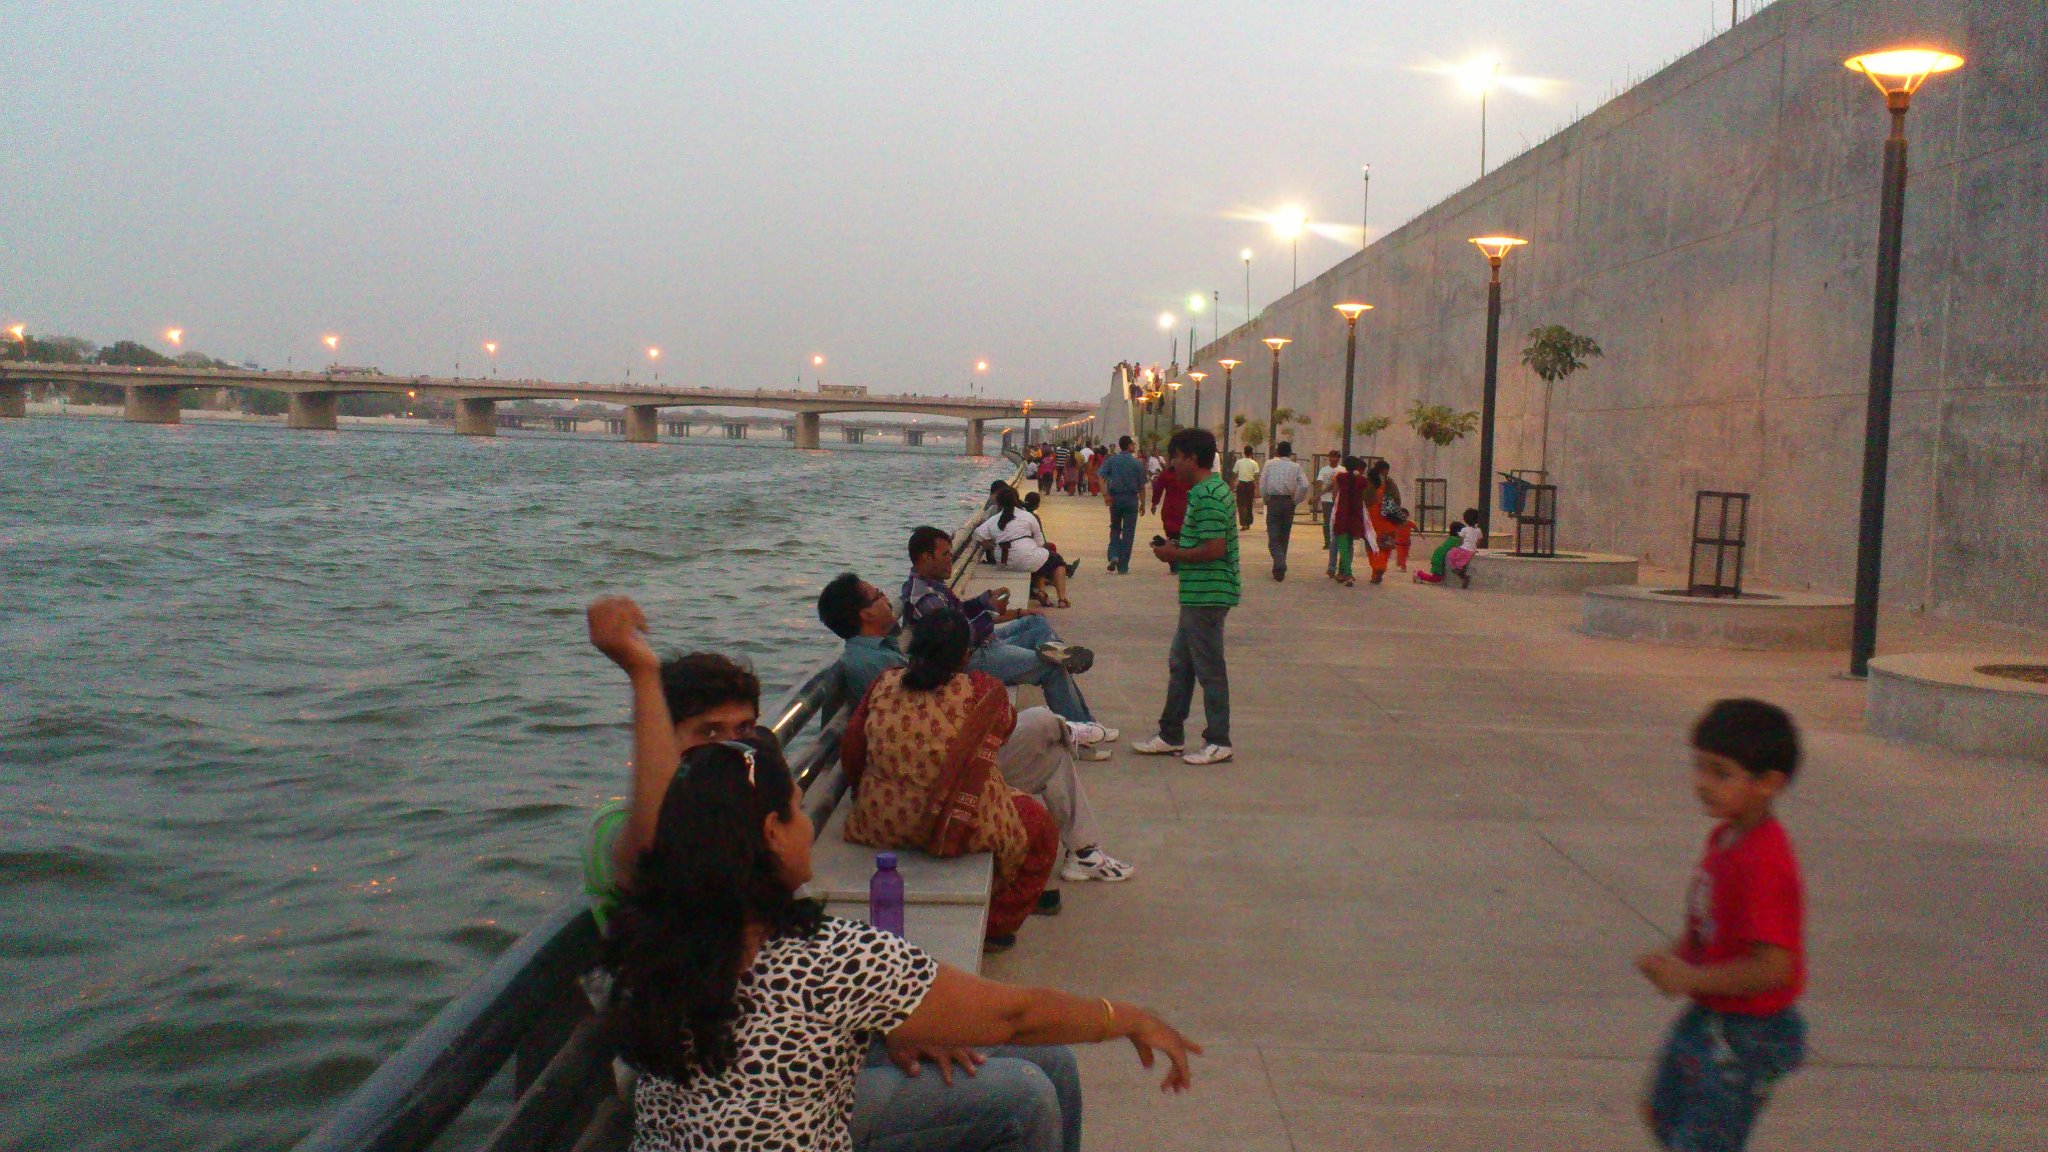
left=290, top=459, right=1027, bottom=1152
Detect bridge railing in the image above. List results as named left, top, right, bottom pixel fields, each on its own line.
left=288, top=459, right=1025, bottom=1152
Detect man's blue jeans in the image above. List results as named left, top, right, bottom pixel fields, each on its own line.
left=970, top=615, right=1092, bottom=723
left=1106, top=499, right=1140, bottom=573
left=853, top=1043, right=1082, bottom=1152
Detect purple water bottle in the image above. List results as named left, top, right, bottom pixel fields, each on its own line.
left=869, top=852, right=905, bottom=937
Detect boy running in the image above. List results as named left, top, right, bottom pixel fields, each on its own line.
left=1636, top=698, right=1808, bottom=1152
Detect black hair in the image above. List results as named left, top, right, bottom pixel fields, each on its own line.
left=611, top=736, right=823, bottom=1084
left=993, top=483, right=1020, bottom=530
left=1692, top=698, right=1801, bottom=780
left=908, top=525, right=950, bottom=563
left=1276, top=441, right=1292, bottom=457
left=1461, top=507, right=1481, bottom=526
left=1368, top=459, right=1390, bottom=478
left=903, top=607, right=971, bottom=692
left=1119, top=435, right=1134, bottom=450
left=659, top=653, right=761, bottom=725
left=816, top=572, right=868, bottom=640
left=1343, top=455, right=1364, bottom=471
left=1166, top=427, right=1217, bottom=469
left=1023, top=491, right=1041, bottom=512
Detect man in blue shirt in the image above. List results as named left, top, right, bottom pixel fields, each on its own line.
left=897, top=528, right=1104, bottom=727
left=1099, top=435, right=1148, bottom=574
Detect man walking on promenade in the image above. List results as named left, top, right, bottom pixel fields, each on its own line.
left=1101, top=435, right=1146, bottom=574
left=1257, top=441, right=1310, bottom=582
left=1133, top=428, right=1239, bottom=766
left=1230, top=450, right=1261, bottom=530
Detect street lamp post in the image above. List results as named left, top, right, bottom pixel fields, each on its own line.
left=1334, top=303, right=1372, bottom=456
left=1468, top=236, right=1528, bottom=542
left=1167, top=379, right=1182, bottom=429
left=1186, top=294, right=1203, bottom=365
left=1843, top=47, right=1964, bottom=678
left=1188, top=370, right=1206, bottom=433
left=1218, top=359, right=1240, bottom=454
left=1274, top=209, right=1306, bottom=292
left=484, top=341, right=499, bottom=376
left=1262, top=336, right=1290, bottom=459
left=1241, top=249, right=1254, bottom=327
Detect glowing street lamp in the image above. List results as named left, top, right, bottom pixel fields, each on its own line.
left=322, top=334, right=340, bottom=369
left=1188, top=370, right=1207, bottom=432
left=1262, top=336, right=1290, bottom=460
left=647, top=346, right=662, bottom=385
left=164, top=328, right=184, bottom=350
left=1469, top=235, right=1528, bottom=541
left=484, top=341, right=499, bottom=376
left=1334, top=302, right=1373, bottom=456
left=1166, top=377, right=1183, bottom=429
left=1158, top=311, right=1177, bottom=366
left=6, top=323, right=27, bottom=361
left=1273, top=208, right=1307, bottom=291
left=1186, top=294, right=1204, bottom=363
left=1218, top=358, right=1240, bottom=455
left=1842, top=47, right=1964, bottom=677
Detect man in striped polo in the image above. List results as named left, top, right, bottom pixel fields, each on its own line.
left=1131, top=426, right=1239, bottom=765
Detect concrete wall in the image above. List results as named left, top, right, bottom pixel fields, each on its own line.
left=1140, top=0, right=2047, bottom=630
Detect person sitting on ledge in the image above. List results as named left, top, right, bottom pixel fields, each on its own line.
left=841, top=608, right=1061, bottom=948
left=971, top=485, right=1077, bottom=608
left=819, top=574, right=1133, bottom=883
left=583, top=596, right=1096, bottom=1152
left=900, top=525, right=1105, bottom=727
left=609, top=734, right=1199, bottom=1152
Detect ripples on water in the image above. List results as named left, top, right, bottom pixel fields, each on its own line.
left=0, top=418, right=1003, bottom=1151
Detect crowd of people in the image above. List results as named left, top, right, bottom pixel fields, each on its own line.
left=560, top=424, right=1813, bottom=1152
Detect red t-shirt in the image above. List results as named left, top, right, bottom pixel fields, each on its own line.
left=1679, top=816, right=1806, bottom=1015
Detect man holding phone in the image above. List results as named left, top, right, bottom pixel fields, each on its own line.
left=901, top=526, right=1107, bottom=727
left=1132, top=428, right=1239, bottom=766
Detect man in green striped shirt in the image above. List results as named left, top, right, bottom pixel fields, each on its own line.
left=1131, top=427, right=1239, bottom=765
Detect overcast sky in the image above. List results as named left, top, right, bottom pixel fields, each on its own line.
left=3, top=2, right=1749, bottom=401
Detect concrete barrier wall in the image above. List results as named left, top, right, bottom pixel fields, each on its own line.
left=1135, top=0, right=2046, bottom=630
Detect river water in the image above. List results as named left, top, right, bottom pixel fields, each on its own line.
left=0, top=417, right=1005, bottom=1151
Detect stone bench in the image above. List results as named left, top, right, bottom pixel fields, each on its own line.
left=805, top=799, right=994, bottom=973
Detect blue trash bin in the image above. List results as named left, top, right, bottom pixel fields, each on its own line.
left=1498, top=478, right=1525, bottom=517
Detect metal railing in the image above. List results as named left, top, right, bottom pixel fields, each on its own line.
left=290, top=463, right=1020, bottom=1152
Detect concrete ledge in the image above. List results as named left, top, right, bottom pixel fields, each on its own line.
left=1868, top=654, right=2048, bottom=761
left=1466, top=550, right=1638, bottom=595
left=1582, top=585, right=1852, bottom=649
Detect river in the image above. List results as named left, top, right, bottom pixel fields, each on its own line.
left=0, top=417, right=1006, bottom=1151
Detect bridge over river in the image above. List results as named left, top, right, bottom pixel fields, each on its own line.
left=0, top=362, right=1094, bottom=454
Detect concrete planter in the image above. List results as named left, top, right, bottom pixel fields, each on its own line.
left=1868, top=654, right=2048, bottom=761
left=1581, top=585, right=1852, bottom=650
left=1466, top=550, right=1638, bottom=595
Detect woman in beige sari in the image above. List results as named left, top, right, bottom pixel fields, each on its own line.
left=842, top=608, right=1059, bottom=945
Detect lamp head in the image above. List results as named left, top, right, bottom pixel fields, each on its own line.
left=1846, top=49, right=1963, bottom=102
left=323, top=334, right=340, bottom=350
left=1240, top=248, right=1254, bottom=262
left=1333, top=302, right=1372, bottom=322
left=165, top=328, right=184, bottom=346
left=1158, top=312, right=1176, bottom=330
left=1218, top=358, right=1240, bottom=370
left=6, top=323, right=25, bottom=342
left=1272, top=209, right=1307, bottom=241
left=975, top=360, right=988, bottom=372
left=647, top=347, right=661, bottom=360
left=484, top=341, right=498, bottom=355
left=1167, top=379, right=1182, bottom=391
left=1188, top=371, right=1207, bottom=383
left=1187, top=294, right=1204, bottom=313
left=1469, top=235, right=1528, bottom=266
left=1263, top=337, right=1291, bottom=352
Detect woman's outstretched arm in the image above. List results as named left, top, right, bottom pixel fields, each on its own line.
left=587, top=597, right=680, bottom=881
left=889, top=964, right=1202, bottom=1092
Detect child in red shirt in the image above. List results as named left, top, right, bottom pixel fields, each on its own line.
left=1636, top=698, right=1807, bottom=1152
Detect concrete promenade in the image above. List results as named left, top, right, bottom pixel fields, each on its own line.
left=982, top=494, right=2048, bottom=1151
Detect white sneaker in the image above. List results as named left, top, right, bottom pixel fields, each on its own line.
left=1064, top=720, right=1118, bottom=747
left=1061, top=848, right=1135, bottom=883
left=1130, top=735, right=1184, bottom=755
left=1075, top=744, right=1113, bottom=762
left=1182, top=743, right=1234, bottom=765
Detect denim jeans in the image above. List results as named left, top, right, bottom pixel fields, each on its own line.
left=1106, top=500, right=1139, bottom=573
left=971, top=615, right=1093, bottom=723
left=1158, top=604, right=1230, bottom=747
left=1649, top=1005, right=1806, bottom=1152
left=853, top=1042, right=1082, bottom=1152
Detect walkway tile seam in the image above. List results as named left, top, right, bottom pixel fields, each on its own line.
left=1254, top=1045, right=1301, bottom=1152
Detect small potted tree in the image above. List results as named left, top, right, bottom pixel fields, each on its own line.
left=1520, top=325, right=1602, bottom=474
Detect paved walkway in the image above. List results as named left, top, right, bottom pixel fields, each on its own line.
left=979, top=490, right=2048, bottom=1151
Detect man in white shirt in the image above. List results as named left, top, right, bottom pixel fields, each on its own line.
left=1256, top=442, right=1312, bottom=581
left=1314, top=449, right=1341, bottom=576
left=1230, top=451, right=1261, bottom=530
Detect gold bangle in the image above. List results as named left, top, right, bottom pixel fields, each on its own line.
left=1100, top=997, right=1117, bottom=1040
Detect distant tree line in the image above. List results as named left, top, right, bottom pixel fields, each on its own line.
left=9, top=332, right=438, bottom=417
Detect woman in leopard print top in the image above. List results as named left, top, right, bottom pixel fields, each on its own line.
left=609, top=737, right=1201, bottom=1151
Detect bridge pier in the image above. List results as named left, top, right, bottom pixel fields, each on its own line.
left=841, top=426, right=864, bottom=444
left=0, top=380, right=24, bottom=418
left=456, top=398, right=497, bottom=437
left=794, top=412, right=821, bottom=450
left=288, top=392, right=338, bottom=431
left=624, top=407, right=659, bottom=443
left=724, top=422, right=747, bottom=440
left=964, top=418, right=985, bottom=457
left=125, top=384, right=182, bottom=425
left=905, top=429, right=924, bottom=447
